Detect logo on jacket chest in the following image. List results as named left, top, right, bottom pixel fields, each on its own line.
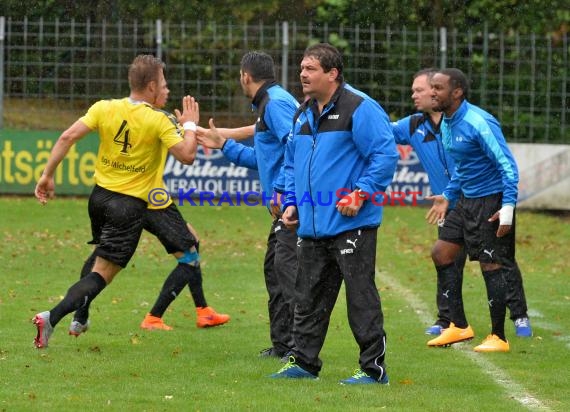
left=327, top=114, right=340, bottom=120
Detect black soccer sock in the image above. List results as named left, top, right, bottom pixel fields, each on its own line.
left=436, top=263, right=467, bottom=328
left=504, top=262, right=529, bottom=320
left=187, top=264, right=207, bottom=308
left=49, top=271, right=107, bottom=327
left=482, top=268, right=509, bottom=341
left=73, top=252, right=97, bottom=323
left=435, top=248, right=467, bottom=326
left=435, top=267, right=451, bottom=326
left=149, top=263, right=194, bottom=317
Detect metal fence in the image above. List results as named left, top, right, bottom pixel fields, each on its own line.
left=1, top=17, right=568, bottom=143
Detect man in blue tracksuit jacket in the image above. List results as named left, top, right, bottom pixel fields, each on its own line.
left=197, top=51, right=299, bottom=360
left=426, top=68, right=528, bottom=352
left=392, top=69, right=531, bottom=339
left=392, top=69, right=466, bottom=336
left=271, top=43, right=398, bottom=384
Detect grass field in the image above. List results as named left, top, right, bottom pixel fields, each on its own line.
left=0, top=196, right=569, bottom=411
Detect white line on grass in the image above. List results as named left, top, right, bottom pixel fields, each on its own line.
left=378, top=270, right=551, bottom=411
left=527, top=309, right=570, bottom=351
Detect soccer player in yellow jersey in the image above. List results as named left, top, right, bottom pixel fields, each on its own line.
left=66, top=63, right=230, bottom=335
left=32, top=54, right=201, bottom=348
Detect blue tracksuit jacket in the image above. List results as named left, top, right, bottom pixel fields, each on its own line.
left=283, top=83, right=398, bottom=239
left=222, top=81, right=299, bottom=198
left=391, top=113, right=456, bottom=198
left=441, top=100, right=519, bottom=207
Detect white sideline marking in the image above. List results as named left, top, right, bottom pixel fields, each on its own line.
left=378, top=270, right=551, bottom=411
left=527, top=309, right=570, bottom=350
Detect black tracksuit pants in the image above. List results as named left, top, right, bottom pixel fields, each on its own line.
left=263, top=218, right=298, bottom=355
left=291, top=227, right=387, bottom=380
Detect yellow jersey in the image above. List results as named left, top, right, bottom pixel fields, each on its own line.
left=80, top=98, right=183, bottom=207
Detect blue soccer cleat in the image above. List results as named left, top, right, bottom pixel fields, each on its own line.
left=340, top=369, right=389, bottom=385
left=425, top=324, right=444, bottom=335
left=269, top=356, right=318, bottom=379
left=514, top=317, right=533, bottom=337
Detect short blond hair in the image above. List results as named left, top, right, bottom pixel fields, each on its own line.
left=128, top=54, right=165, bottom=92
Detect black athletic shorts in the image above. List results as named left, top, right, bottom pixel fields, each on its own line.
left=88, top=185, right=147, bottom=268
left=143, top=204, right=197, bottom=254
left=439, top=193, right=516, bottom=265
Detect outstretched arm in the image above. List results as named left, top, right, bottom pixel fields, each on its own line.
left=197, top=118, right=258, bottom=170
left=169, top=95, right=200, bottom=165
left=196, top=118, right=227, bottom=149
left=197, top=121, right=255, bottom=147
left=217, top=124, right=255, bottom=141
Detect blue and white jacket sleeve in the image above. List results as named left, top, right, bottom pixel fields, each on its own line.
left=478, top=121, right=519, bottom=206
left=353, top=101, right=399, bottom=194
left=221, top=139, right=258, bottom=170
left=266, top=99, right=296, bottom=193
left=391, top=117, right=411, bottom=145
left=273, top=162, right=286, bottom=193
left=282, top=129, right=297, bottom=209
left=442, top=167, right=461, bottom=205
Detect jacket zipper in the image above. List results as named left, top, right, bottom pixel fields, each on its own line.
left=308, top=116, right=318, bottom=237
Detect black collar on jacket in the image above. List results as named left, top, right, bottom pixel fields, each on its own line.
left=251, top=80, right=277, bottom=108
left=303, top=81, right=345, bottom=117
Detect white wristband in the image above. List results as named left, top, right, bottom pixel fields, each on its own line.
left=183, top=121, right=197, bottom=132
left=499, top=205, right=514, bottom=225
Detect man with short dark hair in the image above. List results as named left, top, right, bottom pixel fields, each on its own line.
left=271, top=43, right=398, bottom=384
left=197, top=51, right=299, bottom=360
left=392, top=68, right=467, bottom=335
left=392, top=69, right=532, bottom=339
left=426, top=68, right=530, bottom=352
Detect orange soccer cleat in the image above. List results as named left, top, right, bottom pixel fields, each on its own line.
left=427, top=323, right=474, bottom=347
left=474, top=334, right=510, bottom=353
left=196, top=306, right=230, bottom=328
left=140, top=313, right=173, bottom=331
